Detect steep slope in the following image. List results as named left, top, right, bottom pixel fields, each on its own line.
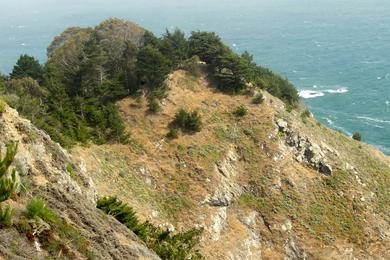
left=0, top=104, right=158, bottom=259
left=73, top=69, right=390, bottom=259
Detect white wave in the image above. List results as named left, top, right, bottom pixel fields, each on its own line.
left=323, top=117, right=334, bottom=125
left=386, top=101, right=389, bottom=106
left=298, top=90, right=325, bottom=99
left=377, top=76, right=382, bottom=80
left=324, top=87, right=349, bottom=94
left=17, top=25, right=26, bottom=29
left=357, top=116, right=390, bottom=125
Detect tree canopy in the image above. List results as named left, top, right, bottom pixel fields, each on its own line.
left=0, top=19, right=299, bottom=147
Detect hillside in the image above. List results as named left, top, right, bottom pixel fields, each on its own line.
left=1, top=18, right=390, bottom=259
left=0, top=104, right=158, bottom=259
left=72, top=68, right=390, bottom=259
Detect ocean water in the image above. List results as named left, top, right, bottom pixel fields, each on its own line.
left=1, top=0, right=389, bottom=154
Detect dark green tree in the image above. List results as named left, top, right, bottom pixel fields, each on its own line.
left=10, top=54, right=43, bottom=82
left=189, top=31, right=224, bottom=65
left=160, top=29, right=189, bottom=66
left=136, top=46, right=171, bottom=90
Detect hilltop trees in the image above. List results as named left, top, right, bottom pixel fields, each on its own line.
left=1, top=19, right=299, bottom=147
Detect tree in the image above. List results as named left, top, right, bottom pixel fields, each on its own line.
left=189, top=31, right=224, bottom=65
left=136, top=46, right=171, bottom=90
left=10, top=54, right=43, bottom=82
left=214, top=52, right=251, bottom=92
left=160, top=28, right=189, bottom=66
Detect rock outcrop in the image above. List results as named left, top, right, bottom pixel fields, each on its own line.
left=276, top=119, right=333, bottom=175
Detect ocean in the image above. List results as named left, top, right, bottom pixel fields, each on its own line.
left=1, top=0, right=389, bottom=154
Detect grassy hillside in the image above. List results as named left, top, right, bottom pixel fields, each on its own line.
left=73, top=68, right=390, bottom=259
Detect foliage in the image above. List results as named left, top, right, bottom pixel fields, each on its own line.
left=148, top=98, right=161, bottom=113
left=136, top=46, right=171, bottom=90
left=233, top=105, right=248, bottom=117
left=352, top=132, right=362, bottom=141
left=4, top=20, right=299, bottom=147
left=301, top=109, right=311, bottom=119
left=172, top=109, right=202, bottom=133
left=252, top=93, right=264, bottom=104
left=166, top=128, right=179, bottom=140
left=0, top=205, right=15, bottom=227
left=0, top=99, right=5, bottom=114
left=25, top=197, right=57, bottom=223
left=10, top=54, right=43, bottom=82
left=97, top=196, right=203, bottom=260
left=0, top=143, right=19, bottom=203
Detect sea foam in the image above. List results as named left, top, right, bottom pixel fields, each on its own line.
left=298, top=90, right=325, bottom=99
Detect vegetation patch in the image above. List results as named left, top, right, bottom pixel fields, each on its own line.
left=171, top=108, right=203, bottom=133
left=232, top=105, right=248, bottom=117
left=97, top=196, right=203, bottom=259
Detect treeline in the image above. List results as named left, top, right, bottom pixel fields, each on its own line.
left=0, top=19, right=298, bottom=147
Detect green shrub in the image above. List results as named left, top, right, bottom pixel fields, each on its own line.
left=233, top=105, right=248, bottom=117
left=252, top=93, right=264, bottom=105
left=0, top=99, right=6, bottom=114
left=0, top=205, right=15, bottom=227
left=25, top=197, right=57, bottom=223
left=352, top=132, right=362, bottom=141
left=0, top=143, right=19, bottom=202
left=172, top=109, right=202, bottom=133
left=166, top=128, right=179, bottom=140
left=97, top=196, right=139, bottom=231
left=148, top=98, right=161, bottom=113
left=301, top=109, right=311, bottom=120
left=97, top=196, right=203, bottom=259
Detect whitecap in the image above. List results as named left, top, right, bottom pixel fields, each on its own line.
left=386, top=101, right=389, bottom=106
left=357, top=116, right=390, bottom=125
left=17, top=25, right=26, bottom=29
left=298, top=90, right=325, bottom=99
left=313, top=85, right=318, bottom=88
left=323, top=117, right=334, bottom=125
left=377, top=76, right=382, bottom=80
left=324, top=87, right=349, bottom=94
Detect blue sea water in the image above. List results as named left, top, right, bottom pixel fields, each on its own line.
left=1, top=0, right=389, bottom=154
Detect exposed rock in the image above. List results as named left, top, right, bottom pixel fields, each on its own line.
left=276, top=118, right=334, bottom=175
left=284, top=235, right=306, bottom=260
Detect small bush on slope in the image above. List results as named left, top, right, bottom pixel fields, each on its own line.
left=0, top=205, right=15, bottom=227
left=172, top=109, right=202, bottom=133
left=0, top=143, right=19, bottom=202
left=97, top=196, right=204, bottom=260
left=25, top=197, right=57, bottom=223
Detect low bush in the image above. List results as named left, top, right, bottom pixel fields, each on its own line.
left=166, top=128, right=179, bottom=140
left=0, top=99, right=6, bottom=114
left=233, top=105, right=248, bottom=117
left=25, top=197, right=57, bottom=223
left=0, top=205, right=15, bottom=227
left=172, top=109, right=202, bottom=133
left=352, top=132, right=362, bottom=141
left=148, top=98, right=161, bottom=113
left=97, top=196, right=203, bottom=259
left=252, top=93, right=264, bottom=105
left=301, top=109, right=311, bottom=120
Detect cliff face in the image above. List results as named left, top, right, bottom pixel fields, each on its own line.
left=0, top=105, right=158, bottom=259
left=72, top=69, right=390, bottom=259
